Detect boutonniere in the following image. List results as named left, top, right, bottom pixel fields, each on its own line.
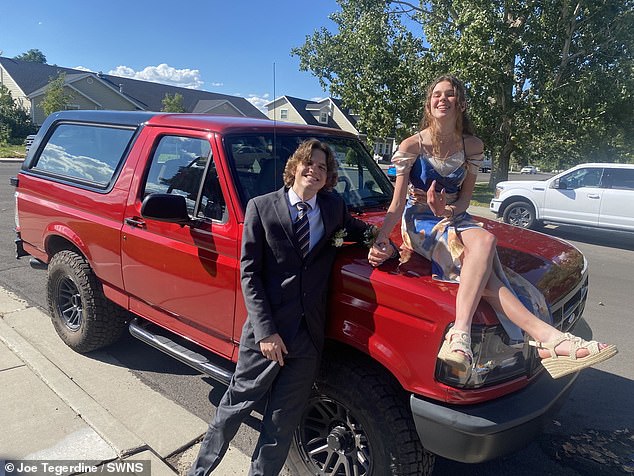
left=363, top=225, right=379, bottom=248
left=331, top=228, right=348, bottom=247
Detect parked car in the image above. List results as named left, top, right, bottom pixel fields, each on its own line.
left=13, top=111, right=594, bottom=475
left=479, top=156, right=492, bottom=173
left=491, top=163, right=634, bottom=230
left=520, top=165, right=537, bottom=174
left=387, top=164, right=396, bottom=181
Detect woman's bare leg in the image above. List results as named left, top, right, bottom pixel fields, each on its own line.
left=453, top=228, right=497, bottom=333
left=483, top=271, right=600, bottom=358
left=457, top=228, right=602, bottom=359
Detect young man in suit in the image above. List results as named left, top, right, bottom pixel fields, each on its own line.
left=188, top=139, right=395, bottom=476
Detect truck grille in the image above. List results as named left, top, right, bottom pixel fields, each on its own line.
left=551, top=274, right=589, bottom=332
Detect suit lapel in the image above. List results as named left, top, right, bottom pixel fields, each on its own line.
left=272, top=188, right=303, bottom=257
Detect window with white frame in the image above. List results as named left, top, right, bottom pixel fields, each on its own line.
left=280, top=109, right=288, bottom=119
left=319, top=111, right=328, bottom=124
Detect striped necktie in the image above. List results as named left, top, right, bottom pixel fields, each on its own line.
left=294, top=202, right=310, bottom=258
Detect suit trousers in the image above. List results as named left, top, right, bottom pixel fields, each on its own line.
left=188, top=322, right=319, bottom=476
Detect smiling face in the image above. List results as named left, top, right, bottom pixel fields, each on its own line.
left=292, top=148, right=328, bottom=199
left=429, top=80, right=461, bottom=122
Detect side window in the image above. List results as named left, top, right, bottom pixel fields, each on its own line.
left=143, top=135, right=227, bottom=221
left=199, top=160, right=228, bottom=222
left=606, top=168, right=634, bottom=191
left=33, top=123, right=135, bottom=187
left=560, top=167, right=603, bottom=189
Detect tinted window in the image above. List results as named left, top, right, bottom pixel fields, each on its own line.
left=606, top=168, right=634, bottom=191
left=224, top=133, right=393, bottom=210
left=143, top=135, right=227, bottom=222
left=560, top=167, right=603, bottom=189
left=34, top=123, right=135, bottom=186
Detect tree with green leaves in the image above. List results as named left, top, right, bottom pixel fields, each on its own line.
left=41, top=73, right=71, bottom=117
left=13, top=48, right=47, bottom=63
left=293, top=0, right=634, bottom=184
left=0, top=84, right=35, bottom=143
left=161, top=93, right=186, bottom=112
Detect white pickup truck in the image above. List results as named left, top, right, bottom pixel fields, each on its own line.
left=490, top=163, right=634, bottom=231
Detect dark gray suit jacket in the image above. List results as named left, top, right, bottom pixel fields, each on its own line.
left=240, top=187, right=368, bottom=353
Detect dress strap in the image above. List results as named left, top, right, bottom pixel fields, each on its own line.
left=417, top=130, right=425, bottom=155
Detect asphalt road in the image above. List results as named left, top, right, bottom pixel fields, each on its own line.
left=2, top=161, right=632, bottom=475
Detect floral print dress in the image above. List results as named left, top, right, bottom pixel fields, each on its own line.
left=392, top=143, right=551, bottom=342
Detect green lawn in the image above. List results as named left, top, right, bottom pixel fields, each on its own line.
left=470, top=183, right=494, bottom=207
left=0, top=143, right=26, bottom=158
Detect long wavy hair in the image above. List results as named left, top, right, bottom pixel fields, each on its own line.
left=283, top=139, right=338, bottom=191
left=420, top=74, right=475, bottom=157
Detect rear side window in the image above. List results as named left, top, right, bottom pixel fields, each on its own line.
left=606, top=168, right=634, bottom=190
left=33, top=123, right=135, bottom=186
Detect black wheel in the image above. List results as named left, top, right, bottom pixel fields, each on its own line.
left=287, top=358, right=434, bottom=476
left=502, top=201, right=537, bottom=229
left=47, top=250, right=128, bottom=353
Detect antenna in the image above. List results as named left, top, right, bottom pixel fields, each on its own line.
left=273, top=62, right=277, bottom=180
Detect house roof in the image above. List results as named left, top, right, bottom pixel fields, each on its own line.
left=0, top=57, right=266, bottom=118
left=282, top=96, right=339, bottom=128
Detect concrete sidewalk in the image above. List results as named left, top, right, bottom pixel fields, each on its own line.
left=0, top=287, right=251, bottom=475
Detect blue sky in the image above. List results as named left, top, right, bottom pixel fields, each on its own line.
left=0, top=0, right=342, bottom=111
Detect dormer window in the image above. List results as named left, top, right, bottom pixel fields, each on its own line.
left=319, top=111, right=328, bottom=124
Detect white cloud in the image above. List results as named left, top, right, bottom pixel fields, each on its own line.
left=73, top=66, right=94, bottom=72
left=245, top=93, right=271, bottom=113
left=210, top=82, right=224, bottom=87
left=108, top=64, right=204, bottom=90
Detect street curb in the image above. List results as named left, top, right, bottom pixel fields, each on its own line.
left=0, top=285, right=255, bottom=474
left=0, top=314, right=147, bottom=457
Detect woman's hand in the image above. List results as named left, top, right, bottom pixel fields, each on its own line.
left=427, top=180, right=447, bottom=217
left=368, top=238, right=395, bottom=267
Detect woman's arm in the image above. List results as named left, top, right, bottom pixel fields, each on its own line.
left=376, top=173, right=409, bottom=244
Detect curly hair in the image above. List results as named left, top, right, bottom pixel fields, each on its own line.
left=283, top=139, right=338, bottom=191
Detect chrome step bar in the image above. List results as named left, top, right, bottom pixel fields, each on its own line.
left=129, top=318, right=233, bottom=385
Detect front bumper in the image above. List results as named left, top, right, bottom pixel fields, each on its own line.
left=489, top=199, right=502, bottom=215
left=411, top=369, right=577, bottom=463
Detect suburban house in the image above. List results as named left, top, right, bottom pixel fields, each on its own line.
left=0, top=57, right=267, bottom=125
left=266, top=96, right=395, bottom=160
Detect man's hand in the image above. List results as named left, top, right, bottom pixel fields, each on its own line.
left=368, top=239, right=397, bottom=267
left=426, top=180, right=447, bottom=217
left=259, top=333, right=288, bottom=366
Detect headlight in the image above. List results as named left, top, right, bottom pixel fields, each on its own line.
left=436, top=324, right=533, bottom=389
left=494, top=186, right=503, bottom=199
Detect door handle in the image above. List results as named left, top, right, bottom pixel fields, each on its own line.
left=586, top=193, right=600, bottom=199
left=125, top=217, right=147, bottom=228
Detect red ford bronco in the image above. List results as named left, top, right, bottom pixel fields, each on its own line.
left=13, top=110, right=591, bottom=475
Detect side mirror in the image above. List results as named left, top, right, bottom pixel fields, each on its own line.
left=553, top=178, right=567, bottom=190
left=141, top=193, right=190, bottom=224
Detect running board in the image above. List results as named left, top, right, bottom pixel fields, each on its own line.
left=129, top=318, right=234, bottom=385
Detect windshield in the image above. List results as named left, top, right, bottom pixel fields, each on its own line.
left=224, top=133, right=394, bottom=211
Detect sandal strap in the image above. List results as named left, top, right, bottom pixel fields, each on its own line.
left=446, top=329, right=472, bottom=356
left=529, top=332, right=601, bottom=360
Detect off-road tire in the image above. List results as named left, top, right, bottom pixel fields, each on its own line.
left=503, top=200, right=538, bottom=229
left=286, top=357, right=434, bottom=476
left=47, top=250, right=128, bottom=353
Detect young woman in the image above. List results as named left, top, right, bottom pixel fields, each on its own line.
left=367, top=74, right=617, bottom=379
